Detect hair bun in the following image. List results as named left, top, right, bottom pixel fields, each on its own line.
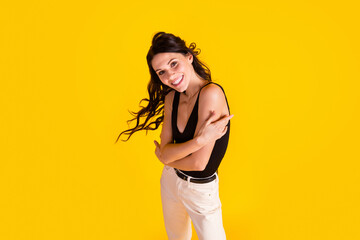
left=152, top=32, right=166, bottom=45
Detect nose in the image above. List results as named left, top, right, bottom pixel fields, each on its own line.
left=167, top=70, right=177, bottom=80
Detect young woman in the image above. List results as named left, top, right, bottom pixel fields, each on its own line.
left=116, top=32, right=233, bottom=240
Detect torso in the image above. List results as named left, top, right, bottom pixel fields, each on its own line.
left=177, top=93, right=200, bottom=134
left=171, top=82, right=231, bottom=178
left=177, top=85, right=229, bottom=134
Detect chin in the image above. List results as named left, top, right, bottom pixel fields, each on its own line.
left=179, top=87, right=187, bottom=93
left=170, top=83, right=186, bottom=93
left=179, top=82, right=189, bottom=93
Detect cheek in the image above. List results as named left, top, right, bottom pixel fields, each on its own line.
left=158, top=76, right=169, bottom=86
left=177, top=63, right=186, bottom=72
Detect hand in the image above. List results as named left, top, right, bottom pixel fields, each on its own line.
left=195, top=111, right=234, bottom=145
left=154, top=140, right=163, bottom=163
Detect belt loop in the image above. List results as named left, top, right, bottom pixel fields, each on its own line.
left=187, top=175, right=192, bottom=190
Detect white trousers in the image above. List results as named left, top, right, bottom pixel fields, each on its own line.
left=160, top=166, right=226, bottom=240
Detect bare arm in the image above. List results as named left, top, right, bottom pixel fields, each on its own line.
left=155, top=84, right=232, bottom=171
left=154, top=91, right=211, bottom=164
left=165, top=84, right=231, bottom=171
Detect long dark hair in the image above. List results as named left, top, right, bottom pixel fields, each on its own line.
left=115, top=32, right=212, bottom=143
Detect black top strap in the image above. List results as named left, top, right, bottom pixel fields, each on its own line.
left=197, top=82, right=230, bottom=113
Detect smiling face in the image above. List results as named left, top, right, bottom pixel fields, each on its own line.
left=151, top=52, right=194, bottom=92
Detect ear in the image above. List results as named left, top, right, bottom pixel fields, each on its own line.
left=186, top=52, right=193, bottom=64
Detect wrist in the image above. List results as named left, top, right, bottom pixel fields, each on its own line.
left=195, top=135, right=208, bottom=147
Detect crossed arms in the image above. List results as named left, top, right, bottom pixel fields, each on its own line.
left=154, top=84, right=233, bottom=171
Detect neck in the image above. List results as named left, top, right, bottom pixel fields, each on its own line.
left=182, top=74, right=207, bottom=99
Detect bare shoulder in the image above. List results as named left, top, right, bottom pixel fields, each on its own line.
left=198, top=83, right=228, bottom=116
left=199, top=83, right=226, bottom=103
left=164, top=90, right=175, bottom=107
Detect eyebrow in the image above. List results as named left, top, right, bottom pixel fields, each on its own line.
left=155, top=58, right=176, bottom=72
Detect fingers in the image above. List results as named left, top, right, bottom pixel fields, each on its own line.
left=221, top=126, right=228, bottom=137
left=214, top=126, right=228, bottom=141
left=214, top=114, right=234, bottom=128
left=207, top=111, right=234, bottom=125
left=154, top=140, right=161, bottom=160
left=222, top=114, right=234, bottom=123
left=154, top=140, right=160, bottom=149
left=221, top=114, right=234, bottom=122
left=205, top=111, right=216, bottom=125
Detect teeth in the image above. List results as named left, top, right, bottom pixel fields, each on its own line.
left=173, top=75, right=183, bottom=85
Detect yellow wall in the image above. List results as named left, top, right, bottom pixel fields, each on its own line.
left=1, top=0, right=359, bottom=239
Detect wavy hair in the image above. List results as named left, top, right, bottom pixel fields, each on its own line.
left=115, top=32, right=212, bottom=143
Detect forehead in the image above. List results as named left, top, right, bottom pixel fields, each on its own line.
left=151, top=52, right=184, bottom=69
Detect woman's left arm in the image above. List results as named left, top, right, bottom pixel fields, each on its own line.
left=165, top=84, right=230, bottom=171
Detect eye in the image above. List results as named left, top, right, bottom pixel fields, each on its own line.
left=158, top=61, right=177, bottom=76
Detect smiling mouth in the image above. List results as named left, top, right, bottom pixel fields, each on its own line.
left=172, top=75, right=183, bottom=86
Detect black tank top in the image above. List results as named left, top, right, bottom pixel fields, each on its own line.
left=171, top=82, right=231, bottom=178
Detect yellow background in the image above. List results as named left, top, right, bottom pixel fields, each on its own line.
left=1, top=0, right=359, bottom=239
